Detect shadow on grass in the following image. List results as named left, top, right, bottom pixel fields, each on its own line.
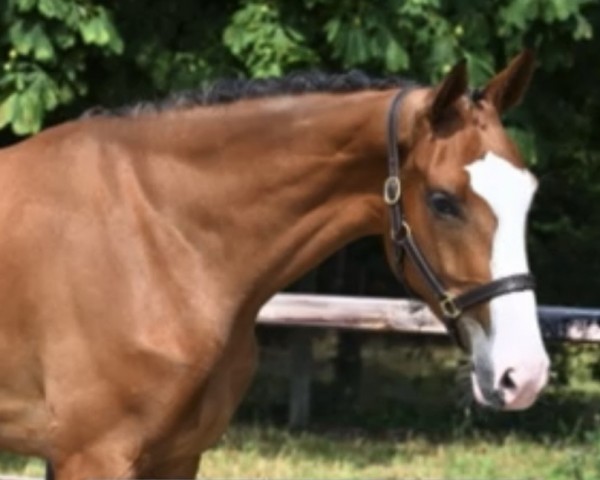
left=227, top=385, right=600, bottom=472
left=239, top=332, right=600, bottom=451
left=237, top=373, right=600, bottom=447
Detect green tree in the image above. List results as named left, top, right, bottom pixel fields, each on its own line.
left=0, top=0, right=123, bottom=134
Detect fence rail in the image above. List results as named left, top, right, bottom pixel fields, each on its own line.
left=257, top=293, right=600, bottom=342
left=255, top=293, right=600, bottom=427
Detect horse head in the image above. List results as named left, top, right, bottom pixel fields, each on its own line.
left=385, top=51, right=549, bottom=410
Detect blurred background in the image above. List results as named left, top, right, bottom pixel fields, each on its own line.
left=0, top=0, right=599, bottom=478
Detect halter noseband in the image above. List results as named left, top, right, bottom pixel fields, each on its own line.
left=385, top=87, right=536, bottom=351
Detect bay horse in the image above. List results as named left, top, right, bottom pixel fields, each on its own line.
left=0, top=50, right=549, bottom=479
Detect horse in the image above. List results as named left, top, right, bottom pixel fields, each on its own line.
left=0, top=50, right=549, bottom=479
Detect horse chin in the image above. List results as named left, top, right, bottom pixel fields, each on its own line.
left=470, top=362, right=547, bottom=411
left=470, top=371, right=504, bottom=410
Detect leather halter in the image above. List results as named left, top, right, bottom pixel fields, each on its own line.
left=384, top=87, right=536, bottom=351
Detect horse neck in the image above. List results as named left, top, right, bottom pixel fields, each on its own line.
left=132, top=90, right=398, bottom=309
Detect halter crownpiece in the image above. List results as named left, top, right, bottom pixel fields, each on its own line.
left=384, top=87, right=536, bottom=351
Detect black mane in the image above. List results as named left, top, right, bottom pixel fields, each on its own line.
left=85, top=70, right=419, bottom=118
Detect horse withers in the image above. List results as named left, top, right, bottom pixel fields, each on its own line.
left=0, top=50, right=548, bottom=478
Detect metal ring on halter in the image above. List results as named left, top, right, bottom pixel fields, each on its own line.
left=440, top=293, right=462, bottom=319
left=383, top=176, right=401, bottom=205
left=391, top=220, right=411, bottom=244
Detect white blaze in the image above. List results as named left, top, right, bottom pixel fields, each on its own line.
left=465, top=151, right=549, bottom=409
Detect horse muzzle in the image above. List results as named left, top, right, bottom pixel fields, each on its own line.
left=471, top=353, right=550, bottom=410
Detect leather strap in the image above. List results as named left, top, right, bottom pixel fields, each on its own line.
left=453, top=273, right=536, bottom=313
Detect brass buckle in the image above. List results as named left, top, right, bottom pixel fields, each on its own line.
left=391, top=220, right=411, bottom=243
left=383, top=176, right=401, bottom=205
left=440, top=294, right=461, bottom=319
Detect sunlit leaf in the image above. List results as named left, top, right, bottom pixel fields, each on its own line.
left=14, top=0, right=37, bottom=12
left=385, top=39, right=409, bottom=72
left=0, top=94, right=18, bottom=130
left=37, top=0, right=69, bottom=19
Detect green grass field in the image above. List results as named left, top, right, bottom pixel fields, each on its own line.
left=0, top=421, right=598, bottom=479
left=203, top=423, right=600, bottom=480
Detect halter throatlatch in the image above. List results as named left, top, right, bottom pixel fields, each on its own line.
left=385, top=88, right=536, bottom=351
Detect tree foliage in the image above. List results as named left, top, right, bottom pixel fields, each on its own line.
left=0, top=0, right=122, bottom=134
left=0, top=0, right=599, bottom=304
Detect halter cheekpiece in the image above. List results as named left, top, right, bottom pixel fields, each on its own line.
left=385, top=87, right=536, bottom=351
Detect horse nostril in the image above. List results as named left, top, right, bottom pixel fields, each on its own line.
left=500, top=368, right=517, bottom=391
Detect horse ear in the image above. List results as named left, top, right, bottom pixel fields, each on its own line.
left=429, top=59, right=468, bottom=124
left=482, top=49, right=535, bottom=114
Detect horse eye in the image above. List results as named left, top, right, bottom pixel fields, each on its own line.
left=428, top=191, right=461, bottom=218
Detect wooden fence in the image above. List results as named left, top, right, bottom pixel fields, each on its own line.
left=256, top=293, right=600, bottom=427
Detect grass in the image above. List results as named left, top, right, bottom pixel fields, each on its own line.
left=1, top=423, right=599, bottom=479
left=201, top=424, right=600, bottom=479
left=0, top=452, right=44, bottom=477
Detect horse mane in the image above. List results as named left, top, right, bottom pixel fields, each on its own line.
left=84, top=70, right=419, bottom=118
